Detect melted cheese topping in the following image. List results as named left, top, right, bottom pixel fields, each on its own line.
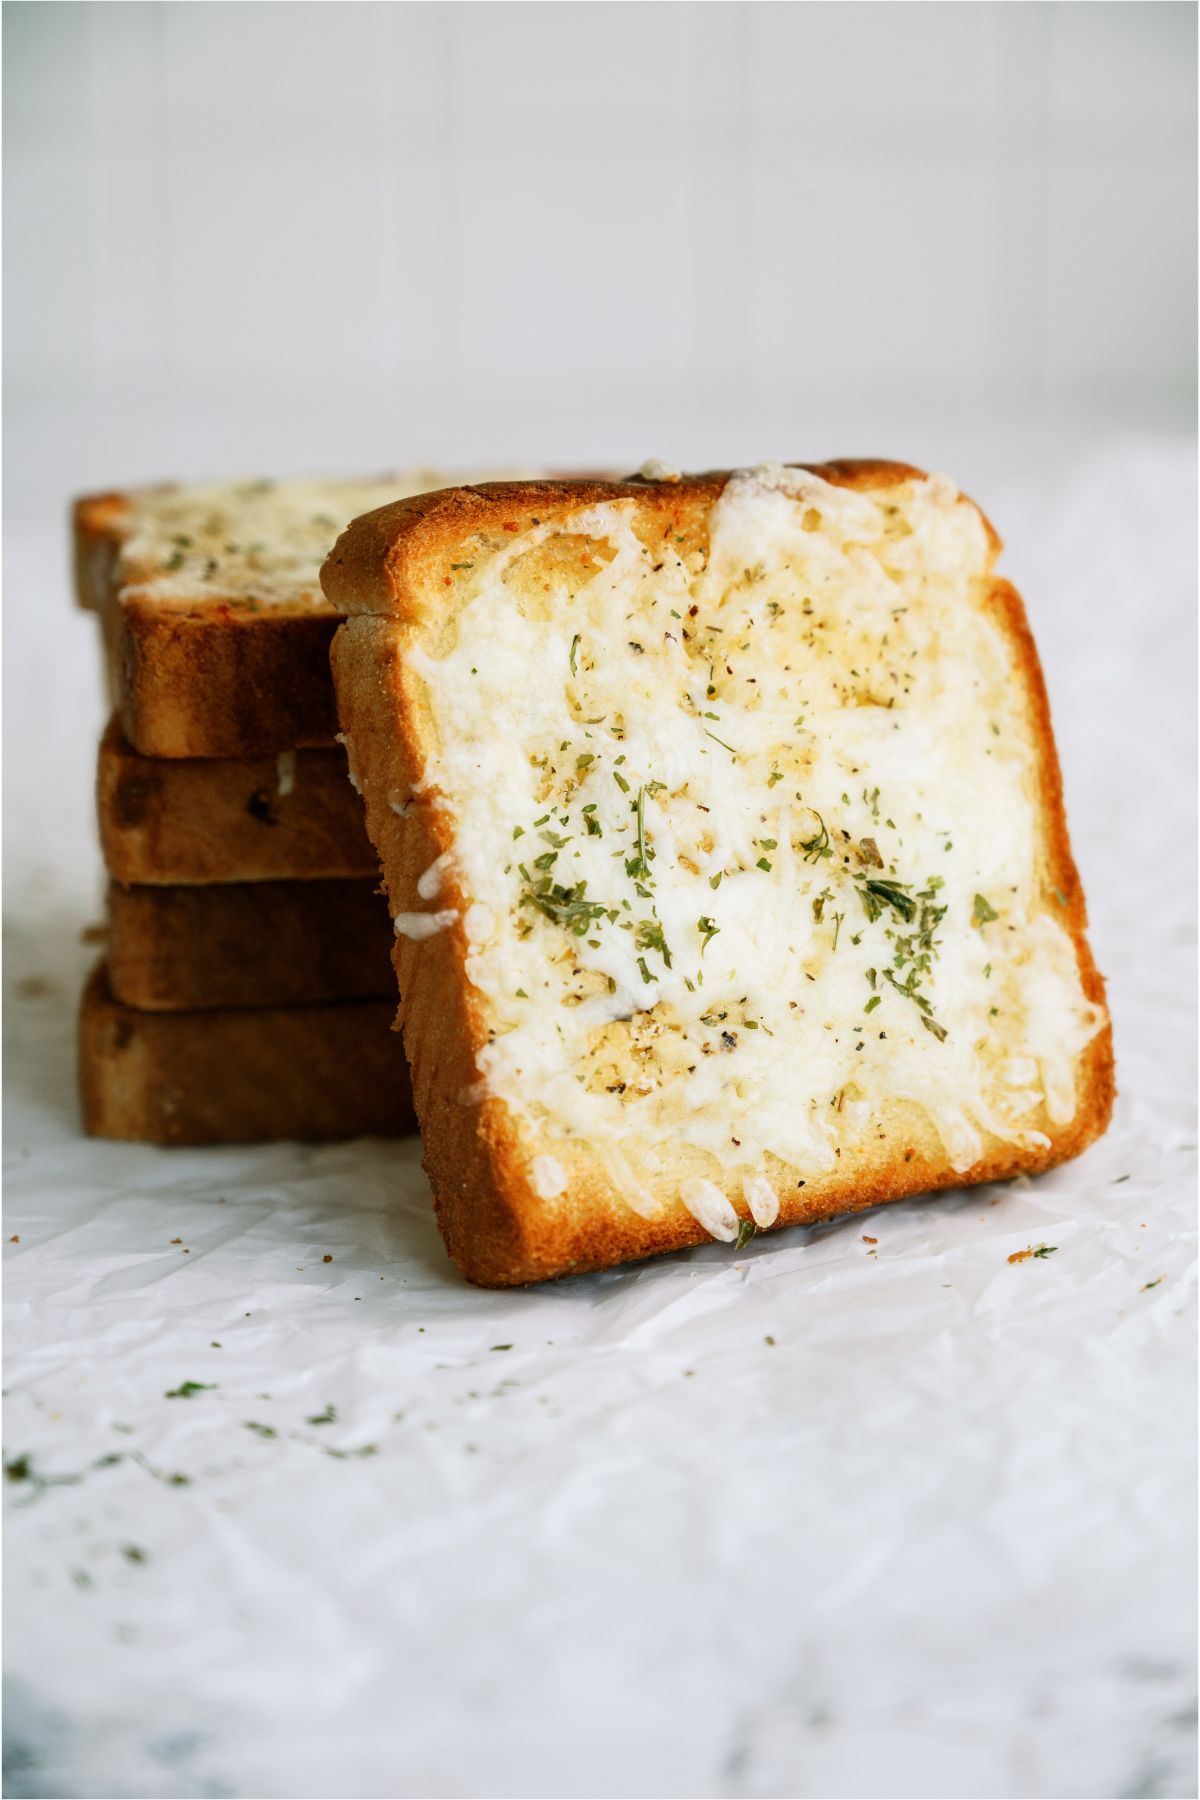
left=401, top=467, right=1105, bottom=1224
left=118, top=474, right=456, bottom=608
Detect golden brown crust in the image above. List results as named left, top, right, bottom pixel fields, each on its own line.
left=332, top=620, right=531, bottom=1279
left=983, top=579, right=1115, bottom=1153
left=329, top=469, right=1110, bottom=1287
left=96, top=716, right=376, bottom=885
left=107, top=878, right=393, bottom=1011
left=111, top=601, right=342, bottom=758
left=72, top=490, right=133, bottom=611
left=78, top=961, right=414, bottom=1146
left=75, top=488, right=341, bottom=756
left=322, top=461, right=993, bottom=622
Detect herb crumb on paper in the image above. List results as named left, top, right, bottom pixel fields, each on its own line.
left=1007, top=1244, right=1058, bottom=1264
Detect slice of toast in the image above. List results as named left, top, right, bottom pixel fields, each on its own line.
left=97, top=716, right=376, bottom=884
left=79, top=962, right=413, bottom=1145
left=75, top=474, right=463, bottom=757
left=107, top=878, right=393, bottom=1011
left=324, top=464, right=1114, bottom=1287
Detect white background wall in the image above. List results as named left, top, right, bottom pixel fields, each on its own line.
left=4, top=0, right=1196, bottom=525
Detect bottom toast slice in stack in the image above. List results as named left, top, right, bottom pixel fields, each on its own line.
left=80, top=963, right=413, bottom=1145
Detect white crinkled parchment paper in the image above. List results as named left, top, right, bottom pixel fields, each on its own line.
left=4, top=441, right=1196, bottom=1800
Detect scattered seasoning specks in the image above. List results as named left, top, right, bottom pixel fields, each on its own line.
left=1007, top=1244, right=1058, bottom=1264
left=164, top=1381, right=215, bottom=1399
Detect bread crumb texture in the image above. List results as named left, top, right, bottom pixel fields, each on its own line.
left=391, top=466, right=1107, bottom=1244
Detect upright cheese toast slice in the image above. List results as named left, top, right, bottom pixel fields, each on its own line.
left=324, top=463, right=1114, bottom=1287
left=75, top=475, right=466, bottom=757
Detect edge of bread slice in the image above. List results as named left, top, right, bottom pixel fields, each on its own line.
left=325, top=463, right=1114, bottom=1286
left=96, top=715, right=376, bottom=884
left=106, top=877, right=393, bottom=1010
left=74, top=475, right=469, bottom=757
left=79, top=961, right=415, bottom=1145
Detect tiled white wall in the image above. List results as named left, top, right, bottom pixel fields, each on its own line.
left=3, top=0, right=1195, bottom=516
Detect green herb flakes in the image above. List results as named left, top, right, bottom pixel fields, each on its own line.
left=704, top=729, right=737, bottom=757
left=635, top=919, right=672, bottom=968
left=856, top=878, right=916, bottom=925
left=800, top=815, right=831, bottom=862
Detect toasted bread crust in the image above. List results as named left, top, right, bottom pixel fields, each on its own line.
left=97, top=716, right=376, bottom=885
left=985, top=577, right=1115, bottom=1130
left=76, top=488, right=342, bottom=756
left=112, top=601, right=343, bottom=758
left=107, top=878, right=394, bottom=1011
left=327, top=467, right=1112, bottom=1286
left=78, top=961, right=414, bottom=1145
left=73, top=490, right=133, bottom=611
left=332, top=619, right=529, bottom=1279
left=322, top=461, right=997, bottom=621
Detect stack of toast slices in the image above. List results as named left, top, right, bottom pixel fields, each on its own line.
left=73, top=475, right=459, bottom=1145
left=71, top=459, right=1113, bottom=1286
